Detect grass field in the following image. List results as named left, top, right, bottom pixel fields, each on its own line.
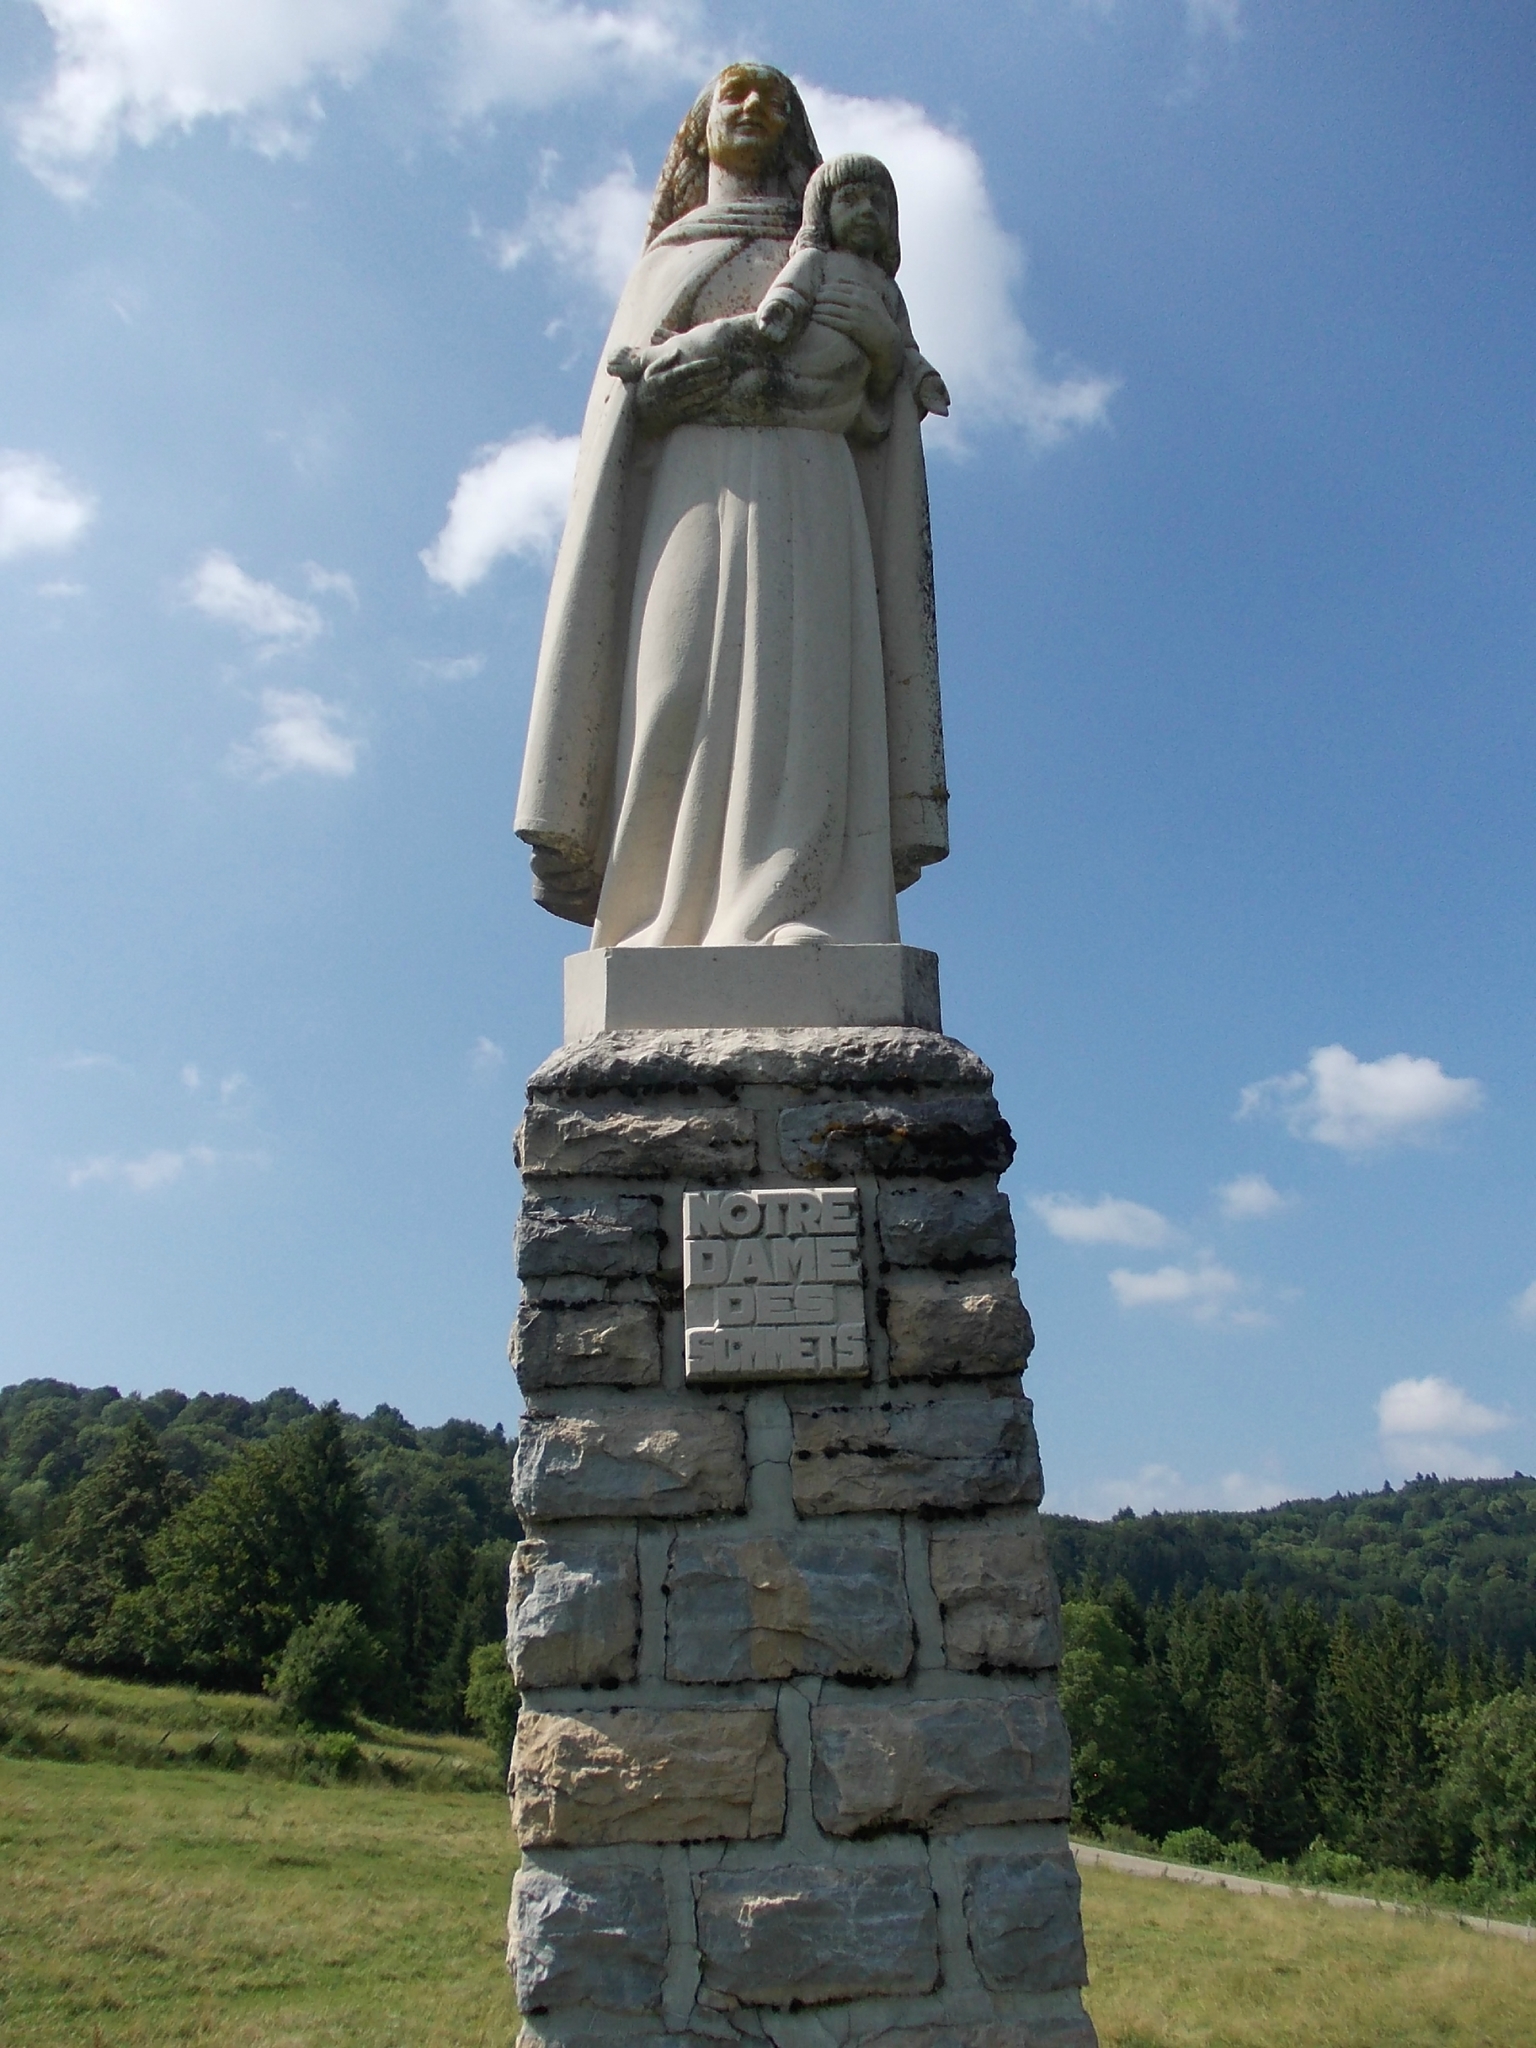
left=3, top=1655, right=1534, bottom=2047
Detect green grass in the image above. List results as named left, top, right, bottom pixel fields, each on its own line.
left=1081, top=1863, right=1536, bottom=2048
left=0, top=1658, right=504, bottom=1792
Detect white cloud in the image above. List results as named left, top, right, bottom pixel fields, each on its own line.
left=417, top=653, right=484, bottom=681
left=15, top=0, right=411, bottom=193
left=228, top=687, right=358, bottom=779
left=1512, top=1282, right=1536, bottom=1331
left=496, top=159, right=651, bottom=299
left=1377, top=1374, right=1513, bottom=1479
left=1239, top=1044, right=1483, bottom=1153
left=1064, top=1460, right=1284, bottom=1518
left=1217, top=1172, right=1290, bottom=1221
left=181, top=1063, right=201, bottom=1090
left=469, top=1035, right=505, bottom=1077
left=1030, top=1192, right=1175, bottom=1248
left=54, top=1049, right=130, bottom=1073
left=1109, top=1258, right=1268, bottom=1326
left=421, top=430, right=579, bottom=592
left=68, top=1141, right=219, bottom=1191
left=303, top=561, right=357, bottom=604
left=800, top=85, right=1118, bottom=451
left=38, top=578, right=87, bottom=598
left=184, top=550, right=323, bottom=649
left=0, top=450, right=97, bottom=558
left=445, top=0, right=701, bottom=120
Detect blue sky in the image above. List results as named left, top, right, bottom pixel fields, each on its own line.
left=3, top=0, right=1533, bottom=1514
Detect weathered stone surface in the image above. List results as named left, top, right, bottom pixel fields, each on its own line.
left=695, top=1863, right=938, bottom=2006
left=513, top=1300, right=662, bottom=1391
left=928, top=1524, right=1062, bottom=1672
left=512, top=1708, right=785, bottom=1846
left=778, top=1097, right=1014, bottom=1183
left=810, top=1695, right=1072, bottom=1834
left=883, top=1268, right=1033, bottom=1381
left=529, top=1026, right=993, bottom=1100
left=512, top=1857, right=668, bottom=2013
left=962, top=1848, right=1089, bottom=1994
left=513, top=1402, right=747, bottom=1522
left=516, top=1193, right=661, bottom=1279
left=876, top=1181, right=1017, bottom=1270
left=665, top=1530, right=912, bottom=1682
left=790, top=1395, right=1043, bottom=1515
left=516, top=1103, right=757, bottom=1181
left=510, top=1534, right=639, bottom=1690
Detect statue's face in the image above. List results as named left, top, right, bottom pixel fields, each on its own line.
left=706, top=66, right=792, bottom=176
left=828, top=180, right=893, bottom=261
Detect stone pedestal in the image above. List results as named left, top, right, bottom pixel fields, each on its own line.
left=506, top=1026, right=1096, bottom=2048
left=564, top=946, right=943, bottom=1041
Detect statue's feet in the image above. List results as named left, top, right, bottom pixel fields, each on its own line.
left=767, top=922, right=831, bottom=947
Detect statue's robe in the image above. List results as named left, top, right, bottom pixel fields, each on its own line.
left=514, top=197, right=948, bottom=945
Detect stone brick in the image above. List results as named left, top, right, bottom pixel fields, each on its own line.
left=516, top=1193, right=662, bottom=1279
left=876, top=1181, right=1017, bottom=1270
left=810, top=1694, right=1071, bottom=1834
left=664, top=1530, right=912, bottom=1682
left=789, top=1395, right=1043, bottom=1515
left=512, top=1708, right=785, bottom=1846
left=512, top=1856, right=668, bottom=2014
left=513, top=1300, right=662, bottom=1392
left=516, top=1104, right=756, bottom=1180
left=928, top=1524, right=1062, bottom=1672
left=695, top=1863, right=938, bottom=2006
left=528, top=1025, right=994, bottom=1100
left=883, top=1268, right=1033, bottom=1381
left=510, top=1533, right=639, bottom=1690
left=778, top=1097, right=1013, bottom=1183
left=864, top=2023, right=1097, bottom=2048
left=962, top=1848, right=1089, bottom=1994
left=513, top=1402, right=747, bottom=1522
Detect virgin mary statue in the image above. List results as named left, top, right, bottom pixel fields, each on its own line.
left=514, top=63, right=948, bottom=949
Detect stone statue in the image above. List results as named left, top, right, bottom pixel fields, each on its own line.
left=515, top=62, right=950, bottom=949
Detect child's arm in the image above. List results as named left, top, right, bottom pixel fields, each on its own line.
left=884, top=281, right=950, bottom=416
left=755, top=247, right=822, bottom=348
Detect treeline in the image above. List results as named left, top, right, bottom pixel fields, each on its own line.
left=0, top=1380, right=519, bottom=1731
left=1060, top=1581, right=1536, bottom=1892
left=1044, top=1474, right=1536, bottom=1665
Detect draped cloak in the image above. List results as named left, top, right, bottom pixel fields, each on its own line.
left=513, top=198, right=949, bottom=942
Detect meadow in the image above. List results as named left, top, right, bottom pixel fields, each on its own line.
left=5, top=1758, right=1535, bottom=2044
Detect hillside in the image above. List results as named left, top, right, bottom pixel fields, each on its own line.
left=1044, top=1475, right=1536, bottom=1665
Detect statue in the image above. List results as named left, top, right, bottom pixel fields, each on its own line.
left=514, top=62, right=951, bottom=949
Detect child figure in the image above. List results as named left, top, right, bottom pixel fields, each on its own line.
left=610, top=153, right=950, bottom=436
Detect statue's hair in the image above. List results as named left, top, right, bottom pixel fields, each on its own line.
left=645, top=63, right=822, bottom=243
left=792, top=153, right=901, bottom=276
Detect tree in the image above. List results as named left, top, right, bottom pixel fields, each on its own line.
left=463, top=1641, right=519, bottom=1773
left=1058, top=1600, right=1158, bottom=1833
left=132, top=1405, right=383, bottom=1689
left=0, top=1418, right=189, bottom=1671
left=1436, top=1690, right=1536, bottom=1883
left=268, top=1603, right=383, bottom=1728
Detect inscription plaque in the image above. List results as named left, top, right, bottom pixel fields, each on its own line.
left=684, top=1186, right=868, bottom=1386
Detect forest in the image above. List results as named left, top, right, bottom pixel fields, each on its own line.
left=2, top=1377, right=1533, bottom=1897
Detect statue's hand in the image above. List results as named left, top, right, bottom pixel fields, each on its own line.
left=813, top=279, right=904, bottom=392
left=634, top=354, right=731, bottom=429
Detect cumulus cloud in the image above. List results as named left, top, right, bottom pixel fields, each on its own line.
left=184, top=550, right=323, bottom=649
left=801, top=84, right=1118, bottom=451
left=1511, top=1282, right=1536, bottom=1331
left=54, top=1049, right=131, bottom=1073
left=15, top=0, right=411, bottom=192
left=227, top=687, right=358, bottom=779
left=1064, top=1461, right=1283, bottom=1518
left=0, top=450, right=97, bottom=558
left=1030, top=1193, right=1175, bottom=1248
left=421, top=430, right=579, bottom=592
left=1109, top=1259, right=1267, bottom=1326
left=446, top=0, right=701, bottom=119
left=495, top=158, right=651, bottom=298
left=1217, top=1172, right=1289, bottom=1221
left=469, top=1034, right=505, bottom=1077
left=1377, top=1374, right=1512, bottom=1479
left=303, top=561, right=357, bottom=604
left=416, top=653, right=484, bottom=681
left=1239, top=1044, right=1483, bottom=1153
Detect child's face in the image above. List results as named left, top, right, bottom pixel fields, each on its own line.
left=827, top=181, right=893, bottom=261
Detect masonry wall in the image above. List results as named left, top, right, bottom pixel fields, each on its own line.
left=506, top=1026, right=1097, bottom=2048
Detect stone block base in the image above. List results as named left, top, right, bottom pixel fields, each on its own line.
left=563, top=944, right=942, bottom=1040
left=506, top=1024, right=1095, bottom=2047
